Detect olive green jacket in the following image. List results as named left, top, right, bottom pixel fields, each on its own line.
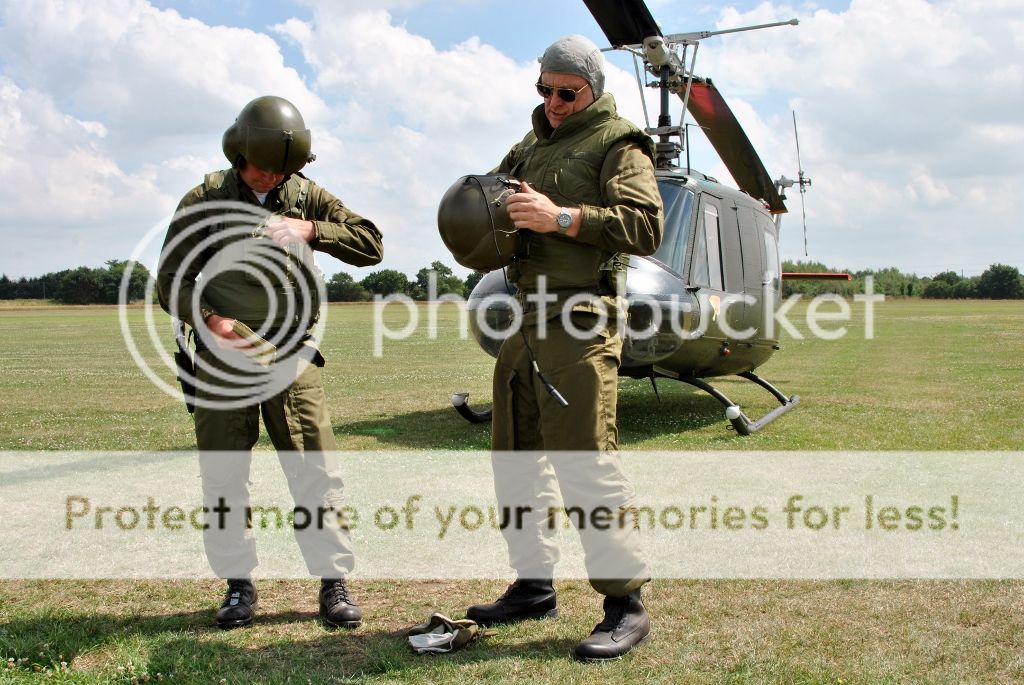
left=157, top=169, right=383, bottom=331
left=494, top=94, right=663, bottom=291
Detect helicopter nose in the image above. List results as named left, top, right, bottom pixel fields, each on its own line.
left=621, top=298, right=689, bottom=365
left=618, top=256, right=697, bottom=367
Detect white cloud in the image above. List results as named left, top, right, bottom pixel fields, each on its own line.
left=687, top=0, right=1024, bottom=274
left=271, top=4, right=543, bottom=276
left=269, top=2, right=673, bottom=277
left=0, top=0, right=1020, bottom=281
left=0, top=0, right=325, bottom=276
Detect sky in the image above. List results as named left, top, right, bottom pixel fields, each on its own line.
left=0, top=0, right=1021, bottom=281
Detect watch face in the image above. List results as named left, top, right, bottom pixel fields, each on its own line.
left=557, top=210, right=572, bottom=228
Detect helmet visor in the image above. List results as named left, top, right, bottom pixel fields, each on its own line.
left=241, top=125, right=312, bottom=176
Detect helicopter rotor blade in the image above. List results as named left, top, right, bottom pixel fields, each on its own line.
left=582, top=0, right=662, bottom=47
left=684, top=78, right=786, bottom=214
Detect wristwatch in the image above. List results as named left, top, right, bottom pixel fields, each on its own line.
left=556, top=207, right=572, bottom=234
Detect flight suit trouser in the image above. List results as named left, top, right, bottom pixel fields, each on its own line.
left=193, top=349, right=354, bottom=579
left=490, top=309, right=649, bottom=597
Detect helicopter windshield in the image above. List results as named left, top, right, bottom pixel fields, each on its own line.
left=652, top=181, right=696, bottom=276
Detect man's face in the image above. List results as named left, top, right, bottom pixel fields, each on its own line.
left=239, top=162, right=285, bottom=194
left=540, top=71, right=595, bottom=129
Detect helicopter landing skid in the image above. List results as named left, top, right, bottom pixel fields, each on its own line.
left=451, top=392, right=492, bottom=423
left=675, top=371, right=800, bottom=435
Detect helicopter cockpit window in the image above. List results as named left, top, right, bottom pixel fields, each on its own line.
left=652, top=182, right=695, bottom=276
left=692, top=204, right=724, bottom=290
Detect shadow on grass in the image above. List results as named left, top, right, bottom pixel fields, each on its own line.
left=334, top=406, right=492, bottom=450
left=617, top=380, right=729, bottom=440
left=331, top=384, right=741, bottom=450
left=1, top=609, right=578, bottom=680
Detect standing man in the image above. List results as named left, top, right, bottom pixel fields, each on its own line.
left=157, top=95, right=383, bottom=630
left=463, top=36, right=663, bottom=661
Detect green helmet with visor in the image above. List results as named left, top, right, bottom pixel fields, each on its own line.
left=222, top=95, right=315, bottom=175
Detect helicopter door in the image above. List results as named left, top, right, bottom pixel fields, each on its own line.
left=719, top=200, right=747, bottom=334
left=737, top=206, right=766, bottom=337
left=690, top=197, right=730, bottom=341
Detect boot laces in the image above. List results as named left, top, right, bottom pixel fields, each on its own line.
left=498, top=581, right=522, bottom=601
left=223, top=579, right=252, bottom=606
left=595, top=598, right=628, bottom=633
left=322, top=579, right=352, bottom=606
left=499, top=578, right=546, bottom=601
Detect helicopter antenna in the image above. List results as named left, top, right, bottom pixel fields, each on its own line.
left=792, top=110, right=812, bottom=256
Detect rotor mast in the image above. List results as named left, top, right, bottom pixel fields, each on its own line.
left=584, top=0, right=797, bottom=210
left=634, top=19, right=799, bottom=169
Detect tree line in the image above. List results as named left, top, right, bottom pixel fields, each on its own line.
left=326, top=261, right=481, bottom=301
left=3, top=259, right=1021, bottom=304
left=0, top=260, right=477, bottom=304
left=781, top=261, right=1024, bottom=299
left=0, top=260, right=151, bottom=304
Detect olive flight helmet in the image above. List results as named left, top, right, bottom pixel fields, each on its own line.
left=437, top=175, right=521, bottom=271
left=222, top=95, right=315, bottom=175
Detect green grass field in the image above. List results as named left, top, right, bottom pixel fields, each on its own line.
left=1, top=299, right=1022, bottom=683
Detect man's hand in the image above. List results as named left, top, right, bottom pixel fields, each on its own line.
left=204, top=314, right=252, bottom=350
left=505, top=182, right=580, bottom=236
left=264, top=216, right=315, bottom=246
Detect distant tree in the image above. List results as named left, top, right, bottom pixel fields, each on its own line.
left=951, top=278, right=977, bottom=299
left=360, top=269, right=410, bottom=297
left=867, top=266, right=914, bottom=297
left=921, top=280, right=953, bottom=299
left=326, top=271, right=370, bottom=302
left=2, top=275, right=44, bottom=299
left=411, top=261, right=464, bottom=300
left=976, top=264, right=1023, bottom=299
left=464, top=271, right=484, bottom=296
left=100, top=260, right=150, bottom=303
left=932, top=270, right=961, bottom=286
left=54, top=267, right=103, bottom=304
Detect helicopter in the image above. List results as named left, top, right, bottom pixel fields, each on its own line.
left=449, top=0, right=838, bottom=435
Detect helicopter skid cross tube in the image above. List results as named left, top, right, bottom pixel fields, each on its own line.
left=668, top=372, right=800, bottom=436
left=451, top=393, right=493, bottom=423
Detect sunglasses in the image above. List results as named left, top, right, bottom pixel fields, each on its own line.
left=535, top=81, right=590, bottom=103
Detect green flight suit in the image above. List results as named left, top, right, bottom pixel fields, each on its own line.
left=490, top=94, right=663, bottom=596
left=157, top=169, right=383, bottom=579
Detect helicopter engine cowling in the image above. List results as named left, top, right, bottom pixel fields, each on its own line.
left=465, top=256, right=696, bottom=368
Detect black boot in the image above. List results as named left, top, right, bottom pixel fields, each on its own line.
left=466, top=578, right=557, bottom=626
left=216, top=578, right=257, bottom=629
left=573, top=589, right=650, bottom=662
left=319, top=578, right=362, bottom=628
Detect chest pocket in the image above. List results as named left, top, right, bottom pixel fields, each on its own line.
left=553, top=151, right=603, bottom=205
